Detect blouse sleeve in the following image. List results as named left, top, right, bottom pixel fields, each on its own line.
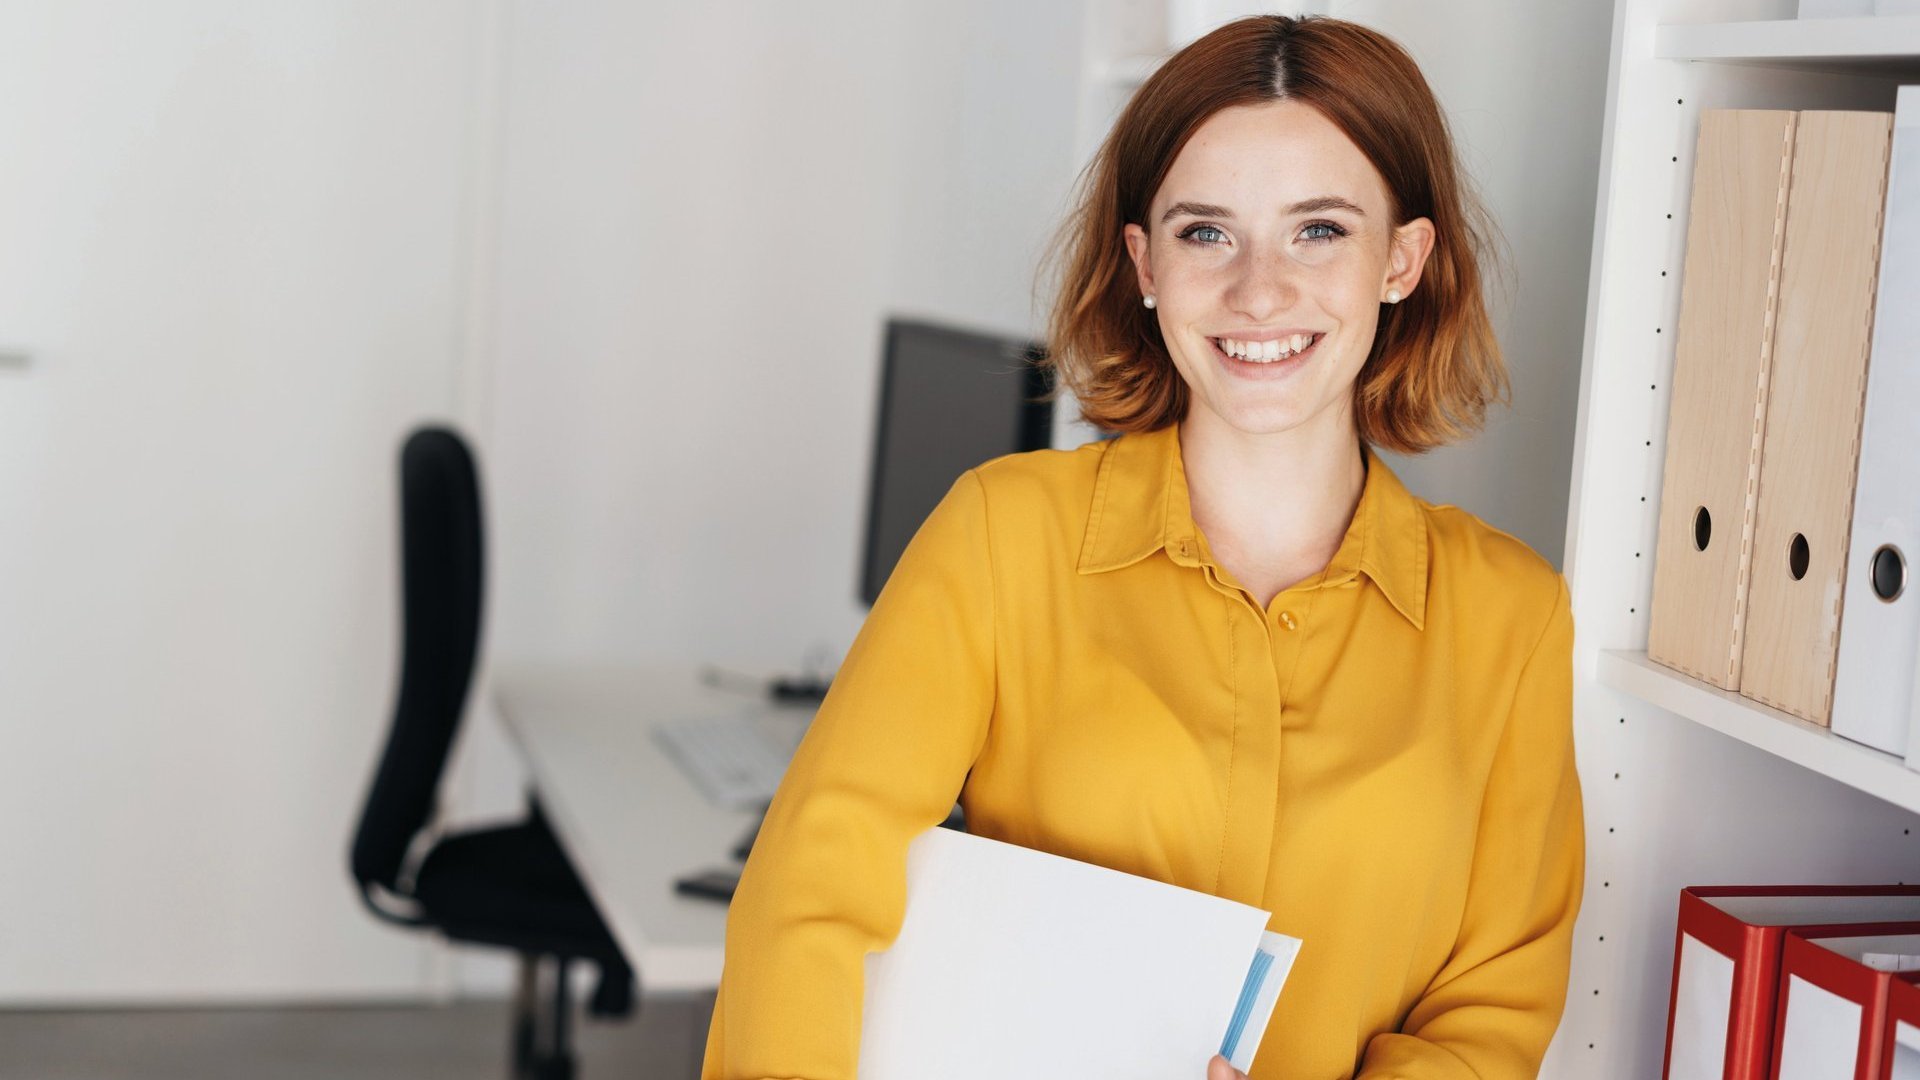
left=1356, top=572, right=1585, bottom=1079
left=700, top=469, right=997, bottom=1080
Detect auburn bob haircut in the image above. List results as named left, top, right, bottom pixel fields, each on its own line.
left=1036, top=14, right=1510, bottom=453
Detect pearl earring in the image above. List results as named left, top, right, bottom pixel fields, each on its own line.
left=1143, top=295, right=1156, bottom=309
left=1385, top=289, right=1402, bottom=304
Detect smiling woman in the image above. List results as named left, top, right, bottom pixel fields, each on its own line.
left=1040, top=15, right=1509, bottom=454
left=702, top=15, right=1579, bottom=1080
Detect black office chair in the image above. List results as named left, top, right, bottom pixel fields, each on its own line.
left=350, top=425, right=635, bottom=1080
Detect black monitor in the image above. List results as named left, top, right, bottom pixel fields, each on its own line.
left=859, top=318, right=1051, bottom=607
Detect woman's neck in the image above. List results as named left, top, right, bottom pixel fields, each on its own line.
left=1177, top=409, right=1368, bottom=605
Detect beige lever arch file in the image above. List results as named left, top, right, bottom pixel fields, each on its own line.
left=1740, top=110, right=1894, bottom=726
left=1649, top=110, right=1797, bottom=690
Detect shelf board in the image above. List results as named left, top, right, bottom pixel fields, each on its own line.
left=1656, top=15, right=1920, bottom=76
left=1597, top=649, right=1920, bottom=816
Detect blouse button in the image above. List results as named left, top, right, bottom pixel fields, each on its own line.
left=1279, top=610, right=1299, bottom=631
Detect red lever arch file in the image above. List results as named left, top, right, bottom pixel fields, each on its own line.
left=1662, top=886, right=1920, bottom=1080
left=1772, top=930, right=1920, bottom=1079
left=1877, top=971, right=1920, bottom=1080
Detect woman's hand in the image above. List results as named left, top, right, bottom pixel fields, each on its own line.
left=1207, top=1053, right=1249, bottom=1079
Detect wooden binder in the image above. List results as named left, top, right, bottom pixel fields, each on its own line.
left=1649, top=110, right=1797, bottom=689
left=1740, top=110, right=1894, bottom=726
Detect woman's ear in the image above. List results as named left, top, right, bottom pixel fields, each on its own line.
left=1385, top=216, right=1436, bottom=302
left=1122, top=223, right=1156, bottom=302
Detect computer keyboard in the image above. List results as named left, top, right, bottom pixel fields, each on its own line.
left=652, top=715, right=794, bottom=809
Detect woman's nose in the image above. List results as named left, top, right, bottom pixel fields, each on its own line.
left=1222, top=245, right=1298, bottom=320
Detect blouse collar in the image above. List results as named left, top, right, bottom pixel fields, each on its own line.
left=1075, top=423, right=1428, bottom=631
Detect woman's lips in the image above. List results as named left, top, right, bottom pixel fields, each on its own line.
left=1210, top=333, right=1321, bottom=376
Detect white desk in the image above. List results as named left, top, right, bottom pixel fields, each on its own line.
left=491, top=661, right=813, bottom=993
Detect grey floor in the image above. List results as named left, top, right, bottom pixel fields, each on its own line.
left=0, top=994, right=715, bottom=1080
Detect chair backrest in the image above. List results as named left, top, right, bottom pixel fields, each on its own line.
left=350, top=425, right=485, bottom=893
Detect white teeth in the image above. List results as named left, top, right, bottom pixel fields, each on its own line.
left=1216, top=335, right=1317, bottom=362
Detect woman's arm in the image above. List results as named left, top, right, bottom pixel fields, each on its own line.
left=1356, top=574, right=1585, bottom=1079
left=700, top=470, right=997, bottom=1080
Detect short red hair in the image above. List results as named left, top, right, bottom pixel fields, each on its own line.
left=1034, top=14, right=1510, bottom=453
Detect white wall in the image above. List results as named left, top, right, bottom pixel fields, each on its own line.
left=481, top=0, right=1089, bottom=677
left=1326, top=2, right=1612, bottom=569
left=0, top=0, right=1094, bottom=1009
left=0, top=1, right=491, bottom=1003
left=0, top=0, right=1607, bottom=1006
left=477, top=0, right=1606, bottom=686
left=441, top=0, right=1096, bottom=994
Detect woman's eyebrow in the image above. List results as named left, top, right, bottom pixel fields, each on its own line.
left=1159, top=195, right=1367, bottom=224
left=1160, top=201, right=1235, bottom=223
left=1287, top=195, right=1367, bottom=217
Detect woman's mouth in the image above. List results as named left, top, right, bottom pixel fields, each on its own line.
left=1209, top=333, right=1322, bottom=375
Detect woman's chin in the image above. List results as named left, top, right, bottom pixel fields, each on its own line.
left=1200, top=398, right=1315, bottom=438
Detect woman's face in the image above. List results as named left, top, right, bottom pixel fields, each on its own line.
left=1123, top=100, right=1434, bottom=440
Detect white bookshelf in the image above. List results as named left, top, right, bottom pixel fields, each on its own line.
left=1559, top=1, right=1920, bottom=1076
left=1658, top=14, right=1920, bottom=72
left=1596, top=650, right=1920, bottom=815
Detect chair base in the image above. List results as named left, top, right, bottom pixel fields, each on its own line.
left=512, top=949, right=634, bottom=1080
left=513, top=952, right=571, bottom=1080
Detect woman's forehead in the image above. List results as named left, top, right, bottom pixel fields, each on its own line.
left=1157, top=101, right=1385, bottom=216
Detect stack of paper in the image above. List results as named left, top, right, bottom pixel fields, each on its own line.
left=859, top=826, right=1303, bottom=1080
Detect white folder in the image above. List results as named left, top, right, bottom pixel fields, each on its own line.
left=1834, top=85, right=1920, bottom=755
left=858, top=826, right=1302, bottom=1080
left=1893, top=1019, right=1920, bottom=1080
left=1910, top=625, right=1920, bottom=769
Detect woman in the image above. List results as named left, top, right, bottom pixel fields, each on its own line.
left=702, top=14, right=1581, bottom=1080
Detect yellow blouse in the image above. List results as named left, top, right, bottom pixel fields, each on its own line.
left=701, top=422, right=1583, bottom=1080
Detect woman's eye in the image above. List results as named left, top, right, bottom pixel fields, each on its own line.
left=1302, top=221, right=1348, bottom=243
left=1176, top=224, right=1227, bottom=247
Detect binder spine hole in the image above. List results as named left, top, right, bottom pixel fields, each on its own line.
left=1789, top=533, right=1810, bottom=581
left=1870, top=545, right=1906, bottom=602
left=1692, top=506, right=1712, bottom=552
